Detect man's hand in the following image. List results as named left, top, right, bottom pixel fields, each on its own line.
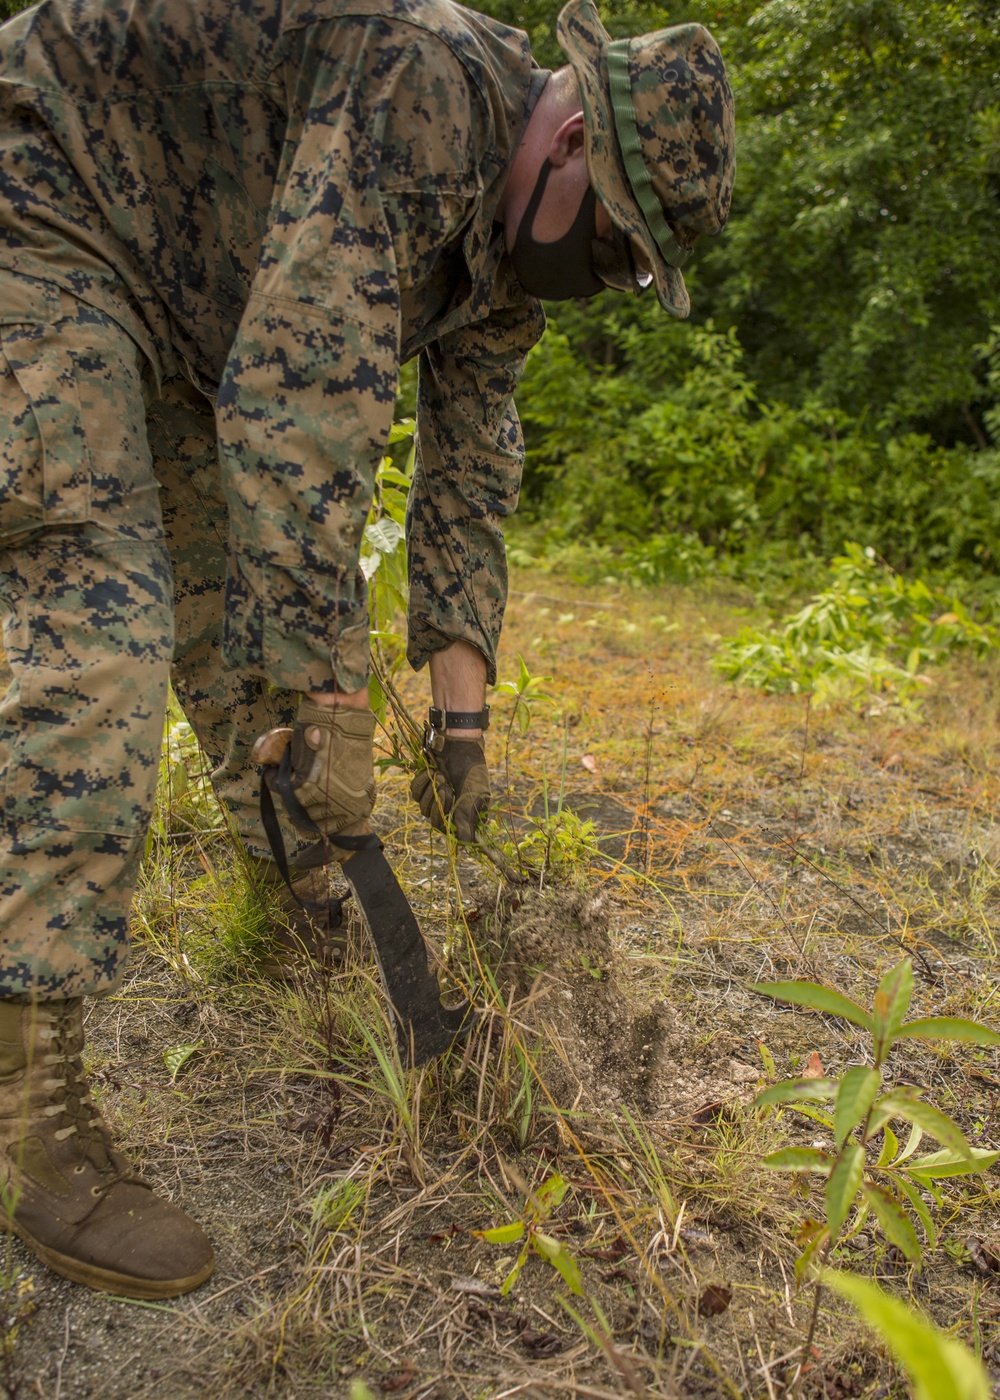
left=411, top=737, right=490, bottom=844
left=255, top=700, right=376, bottom=837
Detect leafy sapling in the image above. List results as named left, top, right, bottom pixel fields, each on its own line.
left=753, top=957, right=1000, bottom=1279
left=473, top=1171, right=583, bottom=1297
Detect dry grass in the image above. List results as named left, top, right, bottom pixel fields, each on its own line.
left=5, top=568, right=1000, bottom=1399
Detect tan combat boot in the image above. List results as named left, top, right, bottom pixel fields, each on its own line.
left=0, top=998, right=214, bottom=1299
left=249, top=859, right=352, bottom=980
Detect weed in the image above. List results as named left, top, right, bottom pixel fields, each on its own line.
left=755, top=956, right=1000, bottom=1277
left=714, top=543, right=999, bottom=711
left=473, top=1170, right=584, bottom=1297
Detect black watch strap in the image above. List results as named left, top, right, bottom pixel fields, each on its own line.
left=428, top=705, right=490, bottom=733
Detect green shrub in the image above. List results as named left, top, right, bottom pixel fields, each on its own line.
left=713, top=543, right=999, bottom=708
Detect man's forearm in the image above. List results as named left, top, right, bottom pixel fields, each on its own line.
left=429, top=641, right=488, bottom=736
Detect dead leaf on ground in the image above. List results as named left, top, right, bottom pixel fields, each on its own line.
left=581, top=754, right=599, bottom=773
left=378, top=1363, right=415, bottom=1393
left=802, top=1051, right=825, bottom=1078
left=517, top=1326, right=564, bottom=1357
left=428, top=1223, right=464, bottom=1244
left=697, top=1284, right=732, bottom=1317
left=689, top=1103, right=722, bottom=1125
left=967, top=1236, right=1000, bottom=1273
left=582, top=1234, right=629, bottom=1262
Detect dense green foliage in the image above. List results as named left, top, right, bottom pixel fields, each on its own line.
left=0, top=0, right=994, bottom=590
left=496, top=0, right=1000, bottom=589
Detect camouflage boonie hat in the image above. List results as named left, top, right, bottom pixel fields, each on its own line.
left=556, top=0, right=735, bottom=317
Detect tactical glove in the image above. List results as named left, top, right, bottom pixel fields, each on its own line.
left=284, top=701, right=376, bottom=837
left=411, top=735, right=490, bottom=844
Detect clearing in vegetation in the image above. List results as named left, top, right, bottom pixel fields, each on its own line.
left=3, top=567, right=1000, bottom=1399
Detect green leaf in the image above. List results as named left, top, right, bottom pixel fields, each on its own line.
left=873, top=959, right=913, bottom=1062
left=163, top=1042, right=201, bottom=1080
left=532, top=1173, right=569, bottom=1219
left=794, top=1225, right=830, bottom=1287
left=825, top=1142, right=865, bottom=1243
left=867, top=1085, right=922, bottom=1138
left=886, top=1098, right=972, bottom=1160
left=533, top=1232, right=584, bottom=1296
left=500, top=1242, right=530, bottom=1297
left=754, top=1077, right=838, bottom=1107
left=362, top=517, right=404, bottom=560
left=896, top=1018, right=1000, bottom=1046
left=892, top=1175, right=937, bottom=1249
left=757, top=1040, right=776, bottom=1080
left=905, top=1147, right=1000, bottom=1182
left=474, top=1221, right=526, bottom=1246
left=834, top=1067, right=882, bottom=1148
left=387, top=417, right=416, bottom=444
left=822, top=1270, right=991, bottom=1400
left=875, top=1126, right=899, bottom=1168
left=750, top=980, right=873, bottom=1031
left=763, top=1147, right=832, bottom=1173
left=894, top=1121, right=925, bottom=1166
left=861, top=1182, right=922, bottom=1263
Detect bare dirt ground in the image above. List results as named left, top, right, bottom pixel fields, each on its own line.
left=4, top=569, right=1000, bottom=1399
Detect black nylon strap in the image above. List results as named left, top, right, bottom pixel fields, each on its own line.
left=258, top=746, right=380, bottom=918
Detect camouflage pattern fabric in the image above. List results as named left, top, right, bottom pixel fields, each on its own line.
left=151, top=380, right=304, bottom=860
left=0, top=0, right=547, bottom=695
left=0, top=276, right=311, bottom=997
left=0, top=0, right=550, bottom=997
left=0, top=276, right=172, bottom=998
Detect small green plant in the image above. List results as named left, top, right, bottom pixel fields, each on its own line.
left=163, top=1042, right=201, bottom=1080
left=714, top=544, right=999, bottom=711
left=487, top=807, right=601, bottom=885
left=754, top=957, right=1000, bottom=1279
left=823, top=1269, right=990, bottom=1400
left=495, top=653, right=554, bottom=736
left=310, top=1178, right=366, bottom=1236
left=473, top=1171, right=583, bottom=1297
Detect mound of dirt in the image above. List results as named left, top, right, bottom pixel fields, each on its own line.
left=492, top=887, right=671, bottom=1113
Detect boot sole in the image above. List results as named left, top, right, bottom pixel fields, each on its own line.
left=3, top=1218, right=215, bottom=1300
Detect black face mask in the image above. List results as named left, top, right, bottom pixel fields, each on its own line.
left=510, top=158, right=606, bottom=300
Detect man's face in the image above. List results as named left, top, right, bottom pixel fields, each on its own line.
left=510, top=158, right=653, bottom=300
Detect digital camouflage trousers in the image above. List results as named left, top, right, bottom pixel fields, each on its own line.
left=0, top=273, right=301, bottom=1000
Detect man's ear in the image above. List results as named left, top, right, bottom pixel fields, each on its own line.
left=548, top=111, right=586, bottom=167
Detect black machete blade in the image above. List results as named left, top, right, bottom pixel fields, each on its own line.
left=340, top=842, right=477, bottom=1067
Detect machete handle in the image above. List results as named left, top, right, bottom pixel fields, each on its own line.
left=252, top=726, right=294, bottom=766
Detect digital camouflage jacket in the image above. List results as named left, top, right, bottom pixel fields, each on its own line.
left=0, top=0, right=548, bottom=692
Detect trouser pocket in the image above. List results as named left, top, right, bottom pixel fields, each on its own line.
left=0, top=325, right=94, bottom=539
left=0, top=273, right=97, bottom=539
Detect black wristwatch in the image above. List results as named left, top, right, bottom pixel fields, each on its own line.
left=424, top=705, right=490, bottom=754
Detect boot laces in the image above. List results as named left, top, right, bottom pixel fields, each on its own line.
left=39, top=1004, right=115, bottom=1176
